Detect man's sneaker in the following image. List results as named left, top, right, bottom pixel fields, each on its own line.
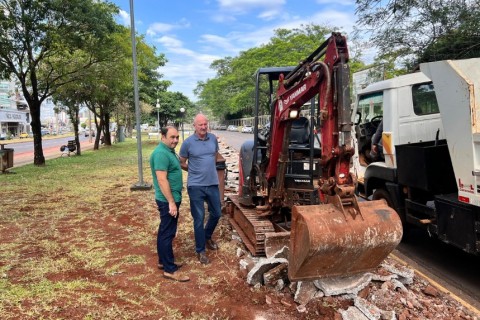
left=163, top=271, right=190, bottom=282
left=197, top=252, right=210, bottom=264
left=206, top=239, right=218, bottom=250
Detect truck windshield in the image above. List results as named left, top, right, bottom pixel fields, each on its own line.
left=357, top=92, right=383, bottom=124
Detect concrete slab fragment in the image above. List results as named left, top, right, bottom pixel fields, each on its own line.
left=294, top=281, right=318, bottom=305
left=381, top=263, right=414, bottom=285
left=339, top=306, right=369, bottom=320
left=246, top=257, right=288, bottom=285
left=314, top=273, right=373, bottom=296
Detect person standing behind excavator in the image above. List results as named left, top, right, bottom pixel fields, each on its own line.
left=179, top=114, right=221, bottom=265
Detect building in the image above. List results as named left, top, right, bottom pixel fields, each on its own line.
left=0, top=79, right=29, bottom=139
left=0, top=78, right=69, bottom=139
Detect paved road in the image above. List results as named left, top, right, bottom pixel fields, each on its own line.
left=214, top=129, right=480, bottom=313
left=2, top=135, right=95, bottom=168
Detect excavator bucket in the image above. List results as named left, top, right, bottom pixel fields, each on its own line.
left=288, top=199, right=403, bottom=281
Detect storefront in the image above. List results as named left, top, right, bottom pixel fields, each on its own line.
left=0, top=109, right=29, bottom=139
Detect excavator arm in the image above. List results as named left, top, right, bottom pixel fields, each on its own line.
left=266, top=33, right=354, bottom=204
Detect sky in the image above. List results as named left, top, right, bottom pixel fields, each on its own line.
left=109, top=0, right=360, bottom=102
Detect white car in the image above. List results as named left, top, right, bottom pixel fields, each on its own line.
left=241, top=126, right=253, bottom=133
left=227, top=125, right=238, bottom=132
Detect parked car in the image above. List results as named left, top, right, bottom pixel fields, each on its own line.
left=227, top=125, right=238, bottom=132
left=19, top=132, right=30, bottom=139
left=241, top=125, right=253, bottom=133
left=218, top=124, right=227, bottom=130
left=85, top=130, right=96, bottom=137
left=41, top=129, right=50, bottom=136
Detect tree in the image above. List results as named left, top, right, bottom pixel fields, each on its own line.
left=355, top=0, right=480, bottom=69
left=156, top=91, right=194, bottom=128
left=0, top=0, right=118, bottom=165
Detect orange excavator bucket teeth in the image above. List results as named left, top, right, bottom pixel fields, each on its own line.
left=288, top=200, right=403, bottom=281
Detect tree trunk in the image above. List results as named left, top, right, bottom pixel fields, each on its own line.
left=104, top=112, right=112, bottom=145
left=70, top=108, right=81, bottom=156
left=30, top=100, right=46, bottom=166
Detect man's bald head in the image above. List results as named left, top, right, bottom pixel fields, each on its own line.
left=193, top=113, right=209, bottom=138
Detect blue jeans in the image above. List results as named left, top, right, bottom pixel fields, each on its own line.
left=187, top=185, right=222, bottom=253
left=156, top=200, right=180, bottom=273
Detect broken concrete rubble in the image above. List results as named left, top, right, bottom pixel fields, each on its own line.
left=314, top=273, right=374, bottom=297
left=246, top=257, right=288, bottom=285
left=294, top=281, right=318, bottom=305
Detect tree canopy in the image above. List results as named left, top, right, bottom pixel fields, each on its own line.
left=0, top=0, right=119, bottom=165
left=355, top=0, right=480, bottom=68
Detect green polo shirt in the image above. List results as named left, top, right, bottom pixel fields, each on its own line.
left=150, top=142, right=183, bottom=202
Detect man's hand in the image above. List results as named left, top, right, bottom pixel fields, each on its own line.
left=371, top=144, right=378, bottom=154
left=169, top=202, right=178, bottom=218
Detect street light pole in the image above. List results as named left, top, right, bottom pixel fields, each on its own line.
left=129, top=0, right=151, bottom=191
left=179, top=107, right=185, bottom=141
left=156, top=99, right=160, bottom=136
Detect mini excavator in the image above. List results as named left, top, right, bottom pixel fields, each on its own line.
left=224, top=33, right=403, bottom=281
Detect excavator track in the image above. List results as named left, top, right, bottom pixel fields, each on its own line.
left=226, top=195, right=275, bottom=256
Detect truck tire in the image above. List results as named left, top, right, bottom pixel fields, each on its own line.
left=372, top=188, right=393, bottom=207
left=373, top=188, right=409, bottom=239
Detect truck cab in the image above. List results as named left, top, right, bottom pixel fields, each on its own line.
left=351, top=58, right=480, bottom=255
left=352, top=72, right=445, bottom=197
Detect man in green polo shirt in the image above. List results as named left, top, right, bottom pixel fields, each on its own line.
left=150, top=126, right=189, bottom=282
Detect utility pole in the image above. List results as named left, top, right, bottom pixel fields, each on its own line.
left=129, top=0, right=151, bottom=191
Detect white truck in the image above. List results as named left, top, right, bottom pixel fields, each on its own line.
left=352, top=58, right=480, bottom=255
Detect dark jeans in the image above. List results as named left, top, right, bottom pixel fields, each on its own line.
left=156, top=199, right=180, bottom=273
left=187, top=185, right=222, bottom=253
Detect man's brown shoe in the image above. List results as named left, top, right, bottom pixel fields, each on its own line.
left=163, top=271, right=190, bottom=282
left=206, top=239, right=218, bottom=250
left=197, top=252, right=210, bottom=264
left=158, top=262, right=184, bottom=270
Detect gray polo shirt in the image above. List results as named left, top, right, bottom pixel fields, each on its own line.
left=180, top=132, right=219, bottom=187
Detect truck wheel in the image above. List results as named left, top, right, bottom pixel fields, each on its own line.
left=372, top=188, right=393, bottom=207
left=373, top=188, right=409, bottom=238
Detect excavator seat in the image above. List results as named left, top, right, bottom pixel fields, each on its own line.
left=289, top=117, right=320, bottom=156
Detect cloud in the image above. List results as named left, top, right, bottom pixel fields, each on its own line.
left=156, top=36, right=183, bottom=48
left=217, top=0, right=285, bottom=20
left=147, top=23, right=176, bottom=36
left=199, top=34, right=239, bottom=53
left=217, top=0, right=285, bottom=12
left=146, top=19, right=190, bottom=36
left=160, top=53, right=220, bottom=100
left=118, top=9, right=130, bottom=26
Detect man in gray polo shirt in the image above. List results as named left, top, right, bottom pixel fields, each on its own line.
left=179, top=114, right=221, bottom=265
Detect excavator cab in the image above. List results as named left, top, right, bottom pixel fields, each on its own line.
left=226, top=33, right=403, bottom=281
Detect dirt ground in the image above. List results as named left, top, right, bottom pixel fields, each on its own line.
left=2, top=186, right=479, bottom=320
left=1, top=186, right=340, bottom=319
